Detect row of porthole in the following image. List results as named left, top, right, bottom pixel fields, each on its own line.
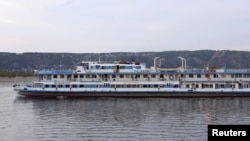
left=35, top=84, right=176, bottom=89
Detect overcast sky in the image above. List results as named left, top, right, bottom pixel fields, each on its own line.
left=0, top=0, right=250, bottom=53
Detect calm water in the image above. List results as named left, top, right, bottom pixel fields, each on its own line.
left=1, top=83, right=250, bottom=141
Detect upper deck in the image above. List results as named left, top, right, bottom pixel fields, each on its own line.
left=75, top=61, right=148, bottom=73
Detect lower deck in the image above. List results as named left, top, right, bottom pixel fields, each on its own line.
left=14, top=83, right=250, bottom=98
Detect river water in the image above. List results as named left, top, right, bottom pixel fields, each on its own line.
left=1, top=82, right=250, bottom=141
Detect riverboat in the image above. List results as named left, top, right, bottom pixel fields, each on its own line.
left=13, top=57, right=250, bottom=97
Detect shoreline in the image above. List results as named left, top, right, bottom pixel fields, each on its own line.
left=0, top=76, right=35, bottom=83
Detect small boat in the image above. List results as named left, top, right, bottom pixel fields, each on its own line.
left=13, top=57, right=250, bottom=97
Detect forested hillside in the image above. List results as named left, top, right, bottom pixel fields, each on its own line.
left=1, top=50, right=250, bottom=72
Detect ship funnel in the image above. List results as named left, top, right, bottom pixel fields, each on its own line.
left=178, top=56, right=186, bottom=72
left=154, top=57, right=160, bottom=70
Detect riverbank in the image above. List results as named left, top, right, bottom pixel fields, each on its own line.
left=0, top=76, right=35, bottom=83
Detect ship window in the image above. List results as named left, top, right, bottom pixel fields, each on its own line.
left=213, top=74, right=218, bottom=78
left=202, top=84, right=210, bottom=88
left=92, top=74, right=97, bottom=78
left=112, top=75, right=116, bottom=78
left=135, top=66, right=141, bottom=69
left=151, top=74, right=156, bottom=78
left=125, top=66, right=132, bottom=69
left=154, top=85, right=158, bottom=88
left=80, top=74, right=84, bottom=78
left=215, top=84, right=219, bottom=88
left=143, top=74, right=148, bottom=78
left=189, top=74, right=193, bottom=78
left=65, top=85, right=70, bottom=88
left=72, top=85, right=77, bottom=88
left=126, top=74, right=131, bottom=78
left=53, top=75, right=57, bottom=78
left=186, top=84, right=190, bottom=88
left=135, top=74, right=140, bottom=78
left=120, top=74, right=124, bottom=78
left=45, top=75, right=51, bottom=80
left=174, top=85, right=179, bottom=88
left=60, top=75, right=64, bottom=78
left=51, top=85, right=56, bottom=88
left=131, top=85, right=136, bottom=88
left=104, top=83, right=110, bottom=87
left=45, top=85, right=49, bottom=88
left=34, top=83, right=42, bottom=87
left=197, top=74, right=201, bottom=78
left=79, top=85, right=84, bottom=88
left=143, top=85, right=148, bottom=88
left=73, top=75, right=78, bottom=78
left=58, top=85, right=63, bottom=88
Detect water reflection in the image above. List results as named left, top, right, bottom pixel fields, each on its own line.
left=12, top=96, right=250, bottom=141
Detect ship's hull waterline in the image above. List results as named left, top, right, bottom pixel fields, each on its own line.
left=16, top=90, right=250, bottom=98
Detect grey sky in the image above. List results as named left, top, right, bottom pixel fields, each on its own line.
left=0, top=0, right=250, bottom=53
